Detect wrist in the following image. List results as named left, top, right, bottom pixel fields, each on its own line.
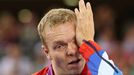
left=78, top=39, right=94, bottom=46
left=79, top=40, right=102, bottom=61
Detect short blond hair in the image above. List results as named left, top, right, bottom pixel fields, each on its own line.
left=37, top=8, right=76, bottom=45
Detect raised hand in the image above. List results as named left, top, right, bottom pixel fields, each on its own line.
left=75, top=0, right=95, bottom=46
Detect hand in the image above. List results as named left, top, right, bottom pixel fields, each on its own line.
left=75, top=0, right=95, bottom=46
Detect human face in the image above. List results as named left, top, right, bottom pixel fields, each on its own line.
left=44, top=22, right=85, bottom=75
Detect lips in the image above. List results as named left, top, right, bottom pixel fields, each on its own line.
left=68, top=59, right=81, bottom=64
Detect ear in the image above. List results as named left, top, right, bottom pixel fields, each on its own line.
left=41, top=45, right=52, bottom=60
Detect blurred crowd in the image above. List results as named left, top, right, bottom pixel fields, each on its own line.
left=0, top=3, right=134, bottom=75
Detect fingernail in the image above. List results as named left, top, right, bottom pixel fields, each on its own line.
left=75, top=8, right=78, bottom=12
left=87, top=2, right=90, bottom=5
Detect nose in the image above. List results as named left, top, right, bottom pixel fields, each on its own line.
left=66, top=42, right=79, bottom=56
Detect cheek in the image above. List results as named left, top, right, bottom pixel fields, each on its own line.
left=52, top=52, right=67, bottom=68
left=55, top=56, right=64, bottom=66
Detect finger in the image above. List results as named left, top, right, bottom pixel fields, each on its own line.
left=74, top=8, right=81, bottom=25
left=79, top=0, right=86, bottom=13
left=74, top=8, right=79, bottom=17
left=86, top=2, right=93, bottom=15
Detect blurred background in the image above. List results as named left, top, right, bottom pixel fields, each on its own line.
left=0, top=0, right=134, bottom=75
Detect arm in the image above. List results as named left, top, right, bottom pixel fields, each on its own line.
left=75, top=0, right=123, bottom=75
left=79, top=40, right=123, bottom=75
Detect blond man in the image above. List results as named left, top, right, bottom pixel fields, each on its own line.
left=33, top=0, right=122, bottom=75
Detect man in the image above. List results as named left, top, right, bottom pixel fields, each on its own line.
left=33, top=0, right=123, bottom=75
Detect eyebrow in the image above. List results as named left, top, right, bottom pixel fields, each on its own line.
left=53, top=40, right=67, bottom=45
left=52, top=33, right=76, bottom=46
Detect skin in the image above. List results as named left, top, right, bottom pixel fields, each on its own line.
left=42, top=0, right=94, bottom=75
left=75, top=0, right=95, bottom=46
left=43, top=22, right=85, bottom=75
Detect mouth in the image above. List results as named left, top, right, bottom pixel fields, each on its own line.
left=68, top=59, right=81, bottom=64
left=67, top=58, right=84, bottom=70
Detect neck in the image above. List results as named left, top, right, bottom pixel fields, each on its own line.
left=52, top=65, right=81, bottom=75
left=51, top=64, right=61, bottom=75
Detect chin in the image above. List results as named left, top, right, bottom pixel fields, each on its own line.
left=66, top=59, right=85, bottom=74
left=68, top=70, right=81, bottom=75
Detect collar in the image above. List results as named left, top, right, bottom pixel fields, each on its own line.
left=47, top=65, right=53, bottom=75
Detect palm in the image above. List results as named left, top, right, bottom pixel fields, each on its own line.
left=75, top=0, right=95, bottom=46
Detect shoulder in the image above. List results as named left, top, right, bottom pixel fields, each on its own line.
left=32, top=67, right=49, bottom=75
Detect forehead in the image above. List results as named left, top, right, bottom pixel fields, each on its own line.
left=45, top=22, right=76, bottom=43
